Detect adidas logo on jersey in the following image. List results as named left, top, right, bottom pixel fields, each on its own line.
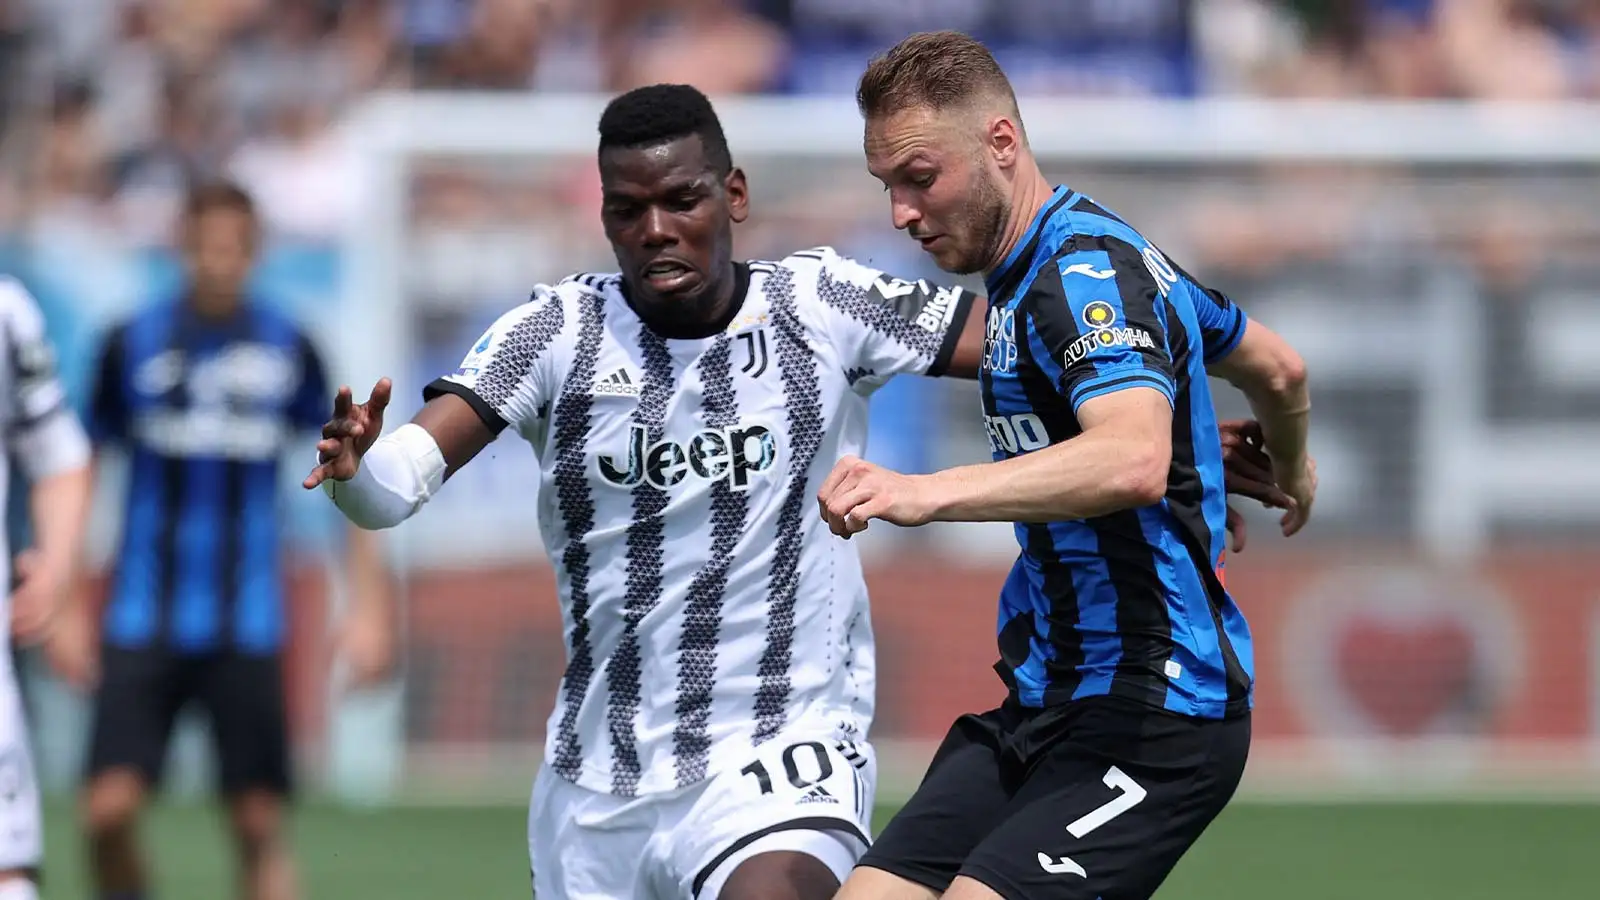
left=796, top=785, right=838, bottom=805
left=594, top=368, right=641, bottom=397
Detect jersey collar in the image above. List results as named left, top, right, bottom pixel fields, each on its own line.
left=984, top=185, right=1075, bottom=300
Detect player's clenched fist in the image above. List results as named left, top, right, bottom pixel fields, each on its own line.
left=303, top=378, right=392, bottom=489
left=816, top=455, right=935, bottom=538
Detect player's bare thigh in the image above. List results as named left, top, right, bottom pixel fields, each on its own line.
left=718, top=849, right=839, bottom=900
left=834, top=870, right=1001, bottom=900
left=834, top=866, right=940, bottom=900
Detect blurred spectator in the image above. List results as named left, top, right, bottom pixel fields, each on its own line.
left=415, top=0, right=551, bottom=89
left=597, top=0, right=790, bottom=93
left=228, top=97, right=358, bottom=243
left=1436, top=0, right=1573, bottom=100
left=109, top=77, right=229, bottom=248
left=758, top=0, right=1199, bottom=96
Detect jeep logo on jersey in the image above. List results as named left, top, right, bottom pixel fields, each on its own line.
left=597, top=423, right=778, bottom=490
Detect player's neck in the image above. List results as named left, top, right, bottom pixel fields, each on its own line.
left=187, top=290, right=243, bottom=322
left=630, top=261, right=751, bottom=340
left=985, top=168, right=1056, bottom=278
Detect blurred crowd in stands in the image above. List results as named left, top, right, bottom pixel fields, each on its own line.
left=0, top=0, right=1595, bottom=486
left=4, top=0, right=1597, bottom=247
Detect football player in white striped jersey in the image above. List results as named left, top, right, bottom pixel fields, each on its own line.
left=305, top=85, right=1284, bottom=900
left=0, top=277, right=93, bottom=900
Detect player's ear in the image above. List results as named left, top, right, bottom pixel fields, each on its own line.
left=988, top=115, right=1021, bottom=171
left=724, top=167, right=750, bottom=224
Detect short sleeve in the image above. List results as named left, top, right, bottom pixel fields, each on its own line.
left=291, top=331, right=331, bottom=429
left=87, top=323, right=130, bottom=443
left=0, top=279, right=91, bottom=477
left=800, top=247, right=977, bottom=393
left=1192, top=285, right=1249, bottom=364
left=0, top=280, right=70, bottom=430
left=421, top=287, right=566, bottom=434
left=1025, top=238, right=1176, bottom=414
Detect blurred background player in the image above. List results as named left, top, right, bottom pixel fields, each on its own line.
left=0, top=277, right=93, bottom=900
left=58, top=182, right=396, bottom=900
left=820, top=31, right=1316, bottom=900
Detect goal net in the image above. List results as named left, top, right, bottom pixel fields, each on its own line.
left=326, top=93, right=1600, bottom=803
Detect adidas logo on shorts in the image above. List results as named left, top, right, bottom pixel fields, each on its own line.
left=796, top=785, right=838, bottom=805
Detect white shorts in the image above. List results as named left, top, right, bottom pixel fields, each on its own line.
left=0, top=672, right=40, bottom=872
left=528, top=724, right=876, bottom=900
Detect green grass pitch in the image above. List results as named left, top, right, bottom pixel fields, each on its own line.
left=35, top=800, right=1595, bottom=898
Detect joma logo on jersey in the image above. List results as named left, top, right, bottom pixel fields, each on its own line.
left=598, top=423, right=778, bottom=490
left=1063, top=327, right=1156, bottom=368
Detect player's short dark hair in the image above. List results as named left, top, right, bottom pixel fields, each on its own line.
left=856, top=31, right=1018, bottom=121
left=597, top=84, right=733, bottom=175
left=183, top=180, right=258, bottom=224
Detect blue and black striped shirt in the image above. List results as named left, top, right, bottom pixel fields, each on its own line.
left=89, top=299, right=328, bottom=654
left=980, top=186, right=1253, bottom=719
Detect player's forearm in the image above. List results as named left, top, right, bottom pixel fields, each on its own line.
left=28, top=465, right=92, bottom=584
left=1209, top=320, right=1310, bottom=468
left=923, top=430, right=1167, bottom=523
left=1240, top=362, right=1310, bottom=469
left=324, top=424, right=447, bottom=530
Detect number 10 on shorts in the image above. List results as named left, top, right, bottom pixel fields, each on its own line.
left=740, top=741, right=835, bottom=795
left=738, top=739, right=870, bottom=820
left=1038, top=766, right=1147, bottom=877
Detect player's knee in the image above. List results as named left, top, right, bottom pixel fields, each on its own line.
left=82, top=769, right=146, bottom=836
left=718, top=850, right=840, bottom=900
left=227, top=790, right=285, bottom=851
left=0, top=869, right=39, bottom=900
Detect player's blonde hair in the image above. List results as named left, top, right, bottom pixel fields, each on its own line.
left=855, top=31, right=1021, bottom=125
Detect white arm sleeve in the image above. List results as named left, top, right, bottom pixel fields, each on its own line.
left=0, top=276, right=92, bottom=480
left=14, top=410, right=90, bottom=481
left=323, top=423, right=447, bottom=530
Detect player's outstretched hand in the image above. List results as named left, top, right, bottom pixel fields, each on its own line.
left=817, top=455, right=934, bottom=538
left=303, top=378, right=392, bottom=490
left=1217, top=419, right=1293, bottom=512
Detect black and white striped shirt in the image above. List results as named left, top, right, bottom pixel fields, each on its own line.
left=425, top=248, right=976, bottom=797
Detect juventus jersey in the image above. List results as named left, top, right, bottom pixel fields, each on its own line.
left=0, top=278, right=92, bottom=633
left=425, top=247, right=976, bottom=797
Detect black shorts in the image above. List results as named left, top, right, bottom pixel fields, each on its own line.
left=860, top=696, right=1249, bottom=900
left=85, top=645, right=292, bottom=797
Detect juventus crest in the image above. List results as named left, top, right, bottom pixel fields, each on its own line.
left=736, top=327, right=769, bottom=378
